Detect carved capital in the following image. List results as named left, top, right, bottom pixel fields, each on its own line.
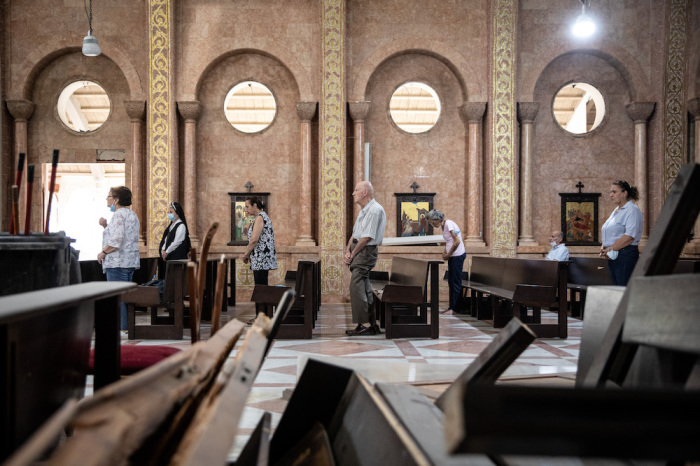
left=460, top=102, right=487, bottom=124
left=124, top=100, right=146, bottom=121
left=6, top=100, right=35, bottom=121
left=687, top=97, right=700, bottom=120
left=296, top=101, right=317, bottom=121
left=177, top=101, right=202, bottom=122
left=348, top=101, right=370, bottom=122
left=517, top=102, right=540, bottom=123
left=625, top=102, right=655, bottom=123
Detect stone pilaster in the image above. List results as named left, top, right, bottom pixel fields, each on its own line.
left=349, top=101, right=370, bottom=220
left=177, top=101, right=201, bottom=244
left=296, top=101, right=317, bottom=246
left=517, top=102, right=539, bottom=247
left=460, top=102, right=487, bottom=246
left=125, top=100, right=146, bottom=245
left=626, top=102, right=655, bottom=241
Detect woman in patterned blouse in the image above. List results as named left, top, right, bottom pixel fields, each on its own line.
left=241, top=196, right=278, bottom=285
left=98, top=186, right=141, bottom=332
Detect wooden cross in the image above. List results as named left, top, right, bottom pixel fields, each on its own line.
left=576, top=181, right=584, bottom=193
left=410, top=181, right=420, bottom=194
left=245, top=181, right=254, bottom=193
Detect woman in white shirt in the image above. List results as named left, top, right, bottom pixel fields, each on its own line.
left=427, top=209, right=466, bottom=313
left=97, top=186, right=141, bottom=331
left=600, top=180, right=643, bottom=286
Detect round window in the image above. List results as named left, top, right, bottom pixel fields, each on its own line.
left=57, top=81, right=110, bottom=132
left=224, top=81, right=277, bottom=133
left=552, top=82, right=605, bottom=134
left=389, top=82, right=441, bottom=134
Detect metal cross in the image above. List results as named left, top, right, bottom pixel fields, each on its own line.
left=410, top=181, right=420, bottom=194
left=576, top=181, right=584, bottom=193
left=245, top=181, right=254, bottom=193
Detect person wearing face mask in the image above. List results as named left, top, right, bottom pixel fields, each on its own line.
left=545, top=230, right=569, bottom=261
left=158, top=202, right=191, bottom=278
left=98, top=186, right=141, bottom=334
left=600, top=180, right=643, bottom=286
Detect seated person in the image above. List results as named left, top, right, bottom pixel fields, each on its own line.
left=546, top=230, right=569, bottom=261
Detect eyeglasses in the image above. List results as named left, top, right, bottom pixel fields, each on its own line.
left=107, top=195, right=113, bottom=198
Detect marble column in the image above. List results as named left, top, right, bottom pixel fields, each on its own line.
left=177, top=101, right=201, bottom=244
left=296, top=101, right=318, bottom=246
left=517, top=102, right=539, bottom=247
left=459, top=102, right=487, bottom=247
left=125, top=100, right=146, bottom=245
left=6, top=100, right=35, bottom=231
left=687, top=97, right=700, bottom=247
left=625, top=102, right=655, bottom=240
left=348, top=101, right=370, bottom=220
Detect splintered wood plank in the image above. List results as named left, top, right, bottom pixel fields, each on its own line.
left=435, top=317, right=536, bottom=410
left=170, top=325, right=268, bottom=466
left=44, top=319, right=245, bottom=466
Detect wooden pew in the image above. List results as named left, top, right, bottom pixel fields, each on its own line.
left=465, top=257, right=568, bottom=338
left=79, top=257, right=159, bottom=286
left=125, top=259, right=188, bottom=340
left=370, top=256, right=442, bottom=338
left=251, top=258, right=319, bottom=339
left=0, top=282, right=135, bottom=460
left=566, top=256, right=611, bottom=318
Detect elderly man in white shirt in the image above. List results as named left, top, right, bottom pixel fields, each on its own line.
left=344, top=181, right=386, bottom=336
left=546, top=230, right=569, bottom=261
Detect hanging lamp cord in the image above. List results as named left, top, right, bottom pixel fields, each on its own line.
left=84, top=0, right=93, bottom=33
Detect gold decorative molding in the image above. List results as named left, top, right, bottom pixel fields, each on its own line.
left=148, top=0, right=172, bottom=255
left=490, top=0, right=518, bottom=258
left=663, top=0, right=689, bottom=195
left=321, top=0, right=346, bottom=296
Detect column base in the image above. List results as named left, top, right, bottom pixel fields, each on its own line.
left=295, top=236, right=317, bottom=247
left=463, top=237, right=487, bottom=248
left=517, top=236, right=539, bottom=247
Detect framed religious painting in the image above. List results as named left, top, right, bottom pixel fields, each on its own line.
left=227, top=192, right=270, bottom=245
left=394, top=192, right=436, bottom=237
left=559, top=192, right=601, bottom=246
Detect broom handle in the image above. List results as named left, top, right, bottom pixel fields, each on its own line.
left=44, top=150, right=59, bottom=234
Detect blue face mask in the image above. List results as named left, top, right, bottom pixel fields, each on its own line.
left=110, top=203, right=116, bottom=212
left=168, top=213, right=175, bottom=221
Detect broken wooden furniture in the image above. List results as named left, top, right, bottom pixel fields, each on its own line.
left=464, top=256, right=569, bottom=338
left=0, top=281, right=135, bottom=461
left=370, top=256, right=442, bottom=338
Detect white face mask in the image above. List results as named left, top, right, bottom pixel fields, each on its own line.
left=550, top=241, right=557, bottom=247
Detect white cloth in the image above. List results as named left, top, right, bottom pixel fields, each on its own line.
left=546, top=243, right=569, bottom=261
left=352, top=198, right=386, bottom=246
left=601, top=200, right=643, bottom=247
left=162, top=219, right=186, bottom=254
left=442, top=219, right=465, bottom=257
left=102, top=208, right=140, bottom=271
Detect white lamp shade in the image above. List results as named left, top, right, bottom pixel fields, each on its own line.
left=82, top=33, right=101, bottom=57
left=572, top=13, right=596, bottom=37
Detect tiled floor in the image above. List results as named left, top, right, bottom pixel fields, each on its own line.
left=90, top=302, right=583, bottom=461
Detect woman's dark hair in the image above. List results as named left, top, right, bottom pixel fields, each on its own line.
left=247, top=196, right=266, bottom=210
left=171, top=201, right=188, bottom=227
left=110, top=186, right=133, bottom=206
left=612, top=180, right=639, bottom=201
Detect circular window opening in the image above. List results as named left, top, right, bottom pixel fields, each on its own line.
left=389, top=82, right=441, bottom=134
left=57, top=81, right=110, bottom=133
left=553, top=82, right=605, bottom=134
left=224, top=81, right=277, bottom=133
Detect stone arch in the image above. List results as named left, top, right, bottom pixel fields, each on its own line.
left=187, top=40, right=313, bottom=102
left=350, top=38, right=483, bottom=103
left=520, top=45, right=652, bottom=102
left=9, top=33, right=144, bottom=101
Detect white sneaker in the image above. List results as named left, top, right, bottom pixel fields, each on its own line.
left=120, top=330, right=129, bottom=340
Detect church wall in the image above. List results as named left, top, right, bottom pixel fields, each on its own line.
left=196, top=53, right=301, bottom=251
left=364, top=53, right=467, bottom=240
left=25, top=53, right=131, bottom=231
left=531, top=53, right=633, bottom=248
